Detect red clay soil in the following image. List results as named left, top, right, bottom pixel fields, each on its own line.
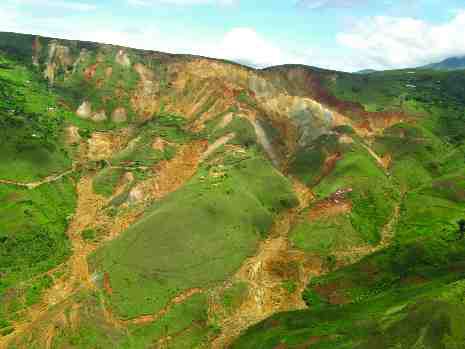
left=314, top=281, right=351, bottom=305
left=274, top=68, right=412, bottom=132
left=296, top=336, right=328, bottom=349
left=293, top=71, right=411, bottom=131
left=103, top=272, right=113, bottom=295
left=307, top=188, right=353, bottom=221
left=84, top=63, right=98, bottom=80
left=310, top=152, right=343, bottom=187
left=321, top=152, right=342, bottom=179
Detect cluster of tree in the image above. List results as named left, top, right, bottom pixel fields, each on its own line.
left=0, top=78, right=63, bottom=152
left=457, top=219, right=465, bottom=240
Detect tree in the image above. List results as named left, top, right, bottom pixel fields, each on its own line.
left=457, top=219, right=465, bottom=240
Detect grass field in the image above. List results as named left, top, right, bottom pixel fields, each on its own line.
left=0, top=178, right=76, bottom=329
left=234, top=64, right=465, bottom=349
left=325, top=69, right=465, bottom=144
left=234, top=232, right=465, bottom=349
left=90, top=147, right=297, bottom=320
left=290, top=128, right=398, bottom=250
left=2, top=31, right=465, bottom=349
left=0, top=54, right=72, bottom=181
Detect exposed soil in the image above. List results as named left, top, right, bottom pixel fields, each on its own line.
left=131, top=140, right=208, bottom=203
left=361, top=142, right=391, bottom=171
left=314, top=281, right=351, bottom=305
left=211, top=178, right=317, bottom=349
left=307, top=189, right=353, bottom=221
left=200, top=133, right=236, bottom=162
left=125, top=288, right=204, bottom=325
left=334, top=202, right=401, bottom=265
left=301, top=72, right=410, bottom=132
left=0, top=177, right=106, bottom=348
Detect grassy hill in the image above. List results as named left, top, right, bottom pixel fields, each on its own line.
left=0, top=31, right=465, bottom=349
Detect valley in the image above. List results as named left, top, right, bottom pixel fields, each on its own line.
left=0, top=31, right=464, bottom=349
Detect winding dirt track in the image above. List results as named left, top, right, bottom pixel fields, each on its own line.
left=334, top=202, right=401, bottom=264
left=0, top=166, right=76, bottom=190
left=0, top=125, right=401, bottom=349
left=0, top=137, right=230, bottom=349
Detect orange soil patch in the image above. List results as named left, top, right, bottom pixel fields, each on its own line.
left=151, top=137, right=166, bottom=151
left=308, top=188, right=353, bottom=221
left=322, top=152, right=342, bottom=177
left=303, top=73, right=410, bottom=131
left=200, top=133, right=235, bottom=162
left=125, top=288, right=204, bottom=325
left=103, top=272, right=113, bottom=295
left=211, top=178, right=317, bottom=349
left=84, top=63, right=98, bottom=81
left=132, top=140, right=207, bottom=203
left=382, top=153, right=392, bottom=169
left=87, top=130, right=130, bottom=161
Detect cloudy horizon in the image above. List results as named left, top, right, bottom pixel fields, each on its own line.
left=1, top=0, right=464, bottom=72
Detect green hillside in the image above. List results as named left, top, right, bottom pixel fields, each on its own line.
left=0, top=31, right=465, bottom=349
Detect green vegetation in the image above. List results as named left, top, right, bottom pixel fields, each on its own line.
left=373, top=123, right=449, bottom=190
left=325, top=69, right=465, bottom=144
left=393, top=176, right=465, bottom=244
left=236, top=90, right=257, bottom=109
left=110, top=113, right=190, bottom=168
left=93, top=167, right=125, bottom=197
left=291, top=214, right=364, bottom=255
left=282, top=280, right=297, bottom=294
left=0, top=178, right=76, bottom=326
left=54, top=47, right=140, bottom=124
left=221, top=282, right=249, bottom=312
left=82, top=229, right=97, bottom=241
left=234, top=231, right=465, bottom=349
left=211, top=115, right=257, bottom=148
left=90, top=147, right=297, bottom=319
left=121, top=293, right=212, bottom=348
left=235, top=66, right=465, bottom=348
left=290, top=130, right=398, bottom=250
left=48, top=291, right=127, bottom=348
left=0, top=54, right=72, bottom=181
left=289, top=133, right=341, bottom=187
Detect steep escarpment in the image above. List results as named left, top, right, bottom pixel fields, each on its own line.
left=1, top=31, right=465, bottom=349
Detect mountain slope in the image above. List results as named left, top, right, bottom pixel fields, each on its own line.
left=423, top=56, right=465, bottom=71
left=0, top=31, right=464, bottom=349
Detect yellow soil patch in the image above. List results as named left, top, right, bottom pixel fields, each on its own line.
left=211, top=178, right=317, bottom=349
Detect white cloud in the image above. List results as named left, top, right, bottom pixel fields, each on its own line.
left=297, top=0, right=367, bottom=9
left=202, top=27, right=305, bottom=67
left=337, top=10, right=465, bottom=69
left=11, top=0, right=97, bottom=11
left=0, top=3, right=301, bottom=69
left=127, top=0, right=236, bottom=6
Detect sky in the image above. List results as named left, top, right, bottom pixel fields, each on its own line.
left=1, top=0, right=465, bottom=71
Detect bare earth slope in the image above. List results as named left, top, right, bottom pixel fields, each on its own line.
left=0, top=31, right=465, bottom=349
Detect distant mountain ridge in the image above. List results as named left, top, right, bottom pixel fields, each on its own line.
left=422, top=56, right=465, bottom=70
left=356, top=69, right=377, bottom=74
left=2, top=31, right=465, bottom=349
